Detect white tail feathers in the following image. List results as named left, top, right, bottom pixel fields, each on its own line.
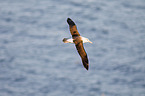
left=63, top=38, right=74, bottom=43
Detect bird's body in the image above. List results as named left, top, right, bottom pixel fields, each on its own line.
left=63, top=36, right=92, bottom=44
left=63, top=18, right=92, bottom=70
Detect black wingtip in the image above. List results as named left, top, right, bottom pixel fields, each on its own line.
left=85, top=64, right=89, bottom=70
left=83, top=61, right=89, bottom=70
left=67, top=18, right=75, bottom=26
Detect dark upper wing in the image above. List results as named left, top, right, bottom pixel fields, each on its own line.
left=75, top=41, right=89, bottom=70
left=67, top=18, right=80, bottom=38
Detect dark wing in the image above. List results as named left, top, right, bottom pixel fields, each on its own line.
left=67, top=18, right=80, bottom=38
left=75, top=41, right=89, bottom=70
left=67, top=18, right=89, bottom=70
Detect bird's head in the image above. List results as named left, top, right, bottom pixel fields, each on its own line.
left=86, top=38, right=92, bottom=43
left=82, top=37, right=92, bottom=43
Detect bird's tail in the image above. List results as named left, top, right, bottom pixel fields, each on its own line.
left=63, top=38, right=74, bottom=43
left=63, top=38, right=69, bottom=43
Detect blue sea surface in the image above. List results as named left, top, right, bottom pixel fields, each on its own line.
left=0, top=0, right=145, bottom=96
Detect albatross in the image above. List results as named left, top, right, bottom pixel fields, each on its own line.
left=63, top=18, right=92, bottom=70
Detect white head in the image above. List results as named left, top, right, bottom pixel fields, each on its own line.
left=81, top=37, right=92, bottom=43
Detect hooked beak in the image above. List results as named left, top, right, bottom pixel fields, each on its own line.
left=89, top=41, right=92, bottom=43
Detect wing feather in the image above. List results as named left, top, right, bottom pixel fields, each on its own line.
left=67, top=18, right=89, bottom=70
left=75, top=41, right=89, bottom=70
left=67, top=18, right=80, bottom=38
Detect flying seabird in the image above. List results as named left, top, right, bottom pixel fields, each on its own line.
left=63, top=18, right=92, bottom=70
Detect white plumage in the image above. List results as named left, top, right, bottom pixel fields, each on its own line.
left=63, top=36, right=92, bottom=44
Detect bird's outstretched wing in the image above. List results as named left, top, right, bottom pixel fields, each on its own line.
left=67, top=18, right=89, bottom=70
left=75, top=41, right=89, bottom=70
left=67, top=18, right=80, bottom=38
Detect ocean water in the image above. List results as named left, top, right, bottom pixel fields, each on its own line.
left=0, top=0, right=145, bottom=96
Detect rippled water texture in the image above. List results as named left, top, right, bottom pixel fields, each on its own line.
left=0, top=0, right=145, bottom=96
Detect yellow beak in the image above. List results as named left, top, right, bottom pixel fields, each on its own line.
left=89, top=41, right=92, bottom=43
